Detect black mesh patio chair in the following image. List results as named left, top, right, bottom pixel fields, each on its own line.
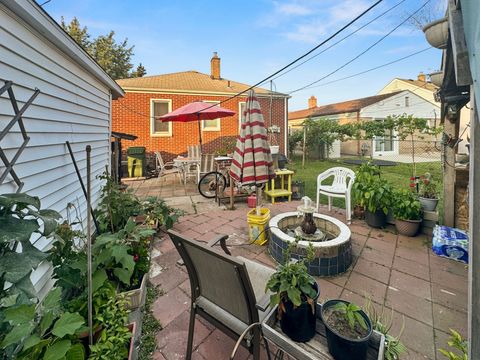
left=168, top=230, right=275, bottom=360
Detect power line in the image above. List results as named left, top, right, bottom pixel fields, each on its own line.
left=116, top=0, right=385, bottom=120
left=269, top=0, right=408, bottom=83
left=288, top=0, right=432, bottom=95
left=296, top=47, right=432, bottom=90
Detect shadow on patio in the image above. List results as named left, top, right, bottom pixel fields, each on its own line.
left=126, top=177, right=468, bottom=360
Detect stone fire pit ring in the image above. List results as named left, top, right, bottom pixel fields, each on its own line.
left=269, top=212, right=352, bottom=276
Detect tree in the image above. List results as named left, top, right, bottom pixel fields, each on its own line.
left=89, top=31, right=134, bottom=80
left=407, top=0, right=447, bottom=30
left=130, top=63, right=147, bottom=78
left=61, top=18, right=145, bottom=80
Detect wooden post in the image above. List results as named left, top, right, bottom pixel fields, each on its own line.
left=443, top=118, right=456, bottom=227
left=468, top=92, right=479, bottom=359
left=302, top=125, right=306, bottom=169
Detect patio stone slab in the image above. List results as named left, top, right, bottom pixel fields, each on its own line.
left=164, top=196, right=193, bottom=206
left=151, top=287, right=190, bottom=328
left=345, top=272, right=387, bottom=304
left=431, top=283, right=468, bottom=313
left=390, top=269, right=431, bottom=300
left=365, top=237, right=397, bottom=254
left=430, top=269, right=468, bottom=293
left=353, top=257, right=391, bottom=284
left=369, top=229, right=397, bottom=242
left=434, top=329, right=465, bottom=360
left=393, top=255, right=430, bottom=281
left=395, top=246, right=429, bottom=264
left=386, top=288, right=433, bottom=326
left=316, top=278, right=343, bottom=302
left=196, top=329, right=250, bottom=360
left=432, top=302, right=468, bottom=337
left=360, top=246, right=394, bottom=267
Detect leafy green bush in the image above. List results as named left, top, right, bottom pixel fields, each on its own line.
left=363, top=178, right=394, bottom=215
left=392, top=189, right=422, bottom=221
left=352, top=162, right=381, bottom=207
left=439, top=329, right=468, bottom=360
left=418, top=173, right=439, bottom=199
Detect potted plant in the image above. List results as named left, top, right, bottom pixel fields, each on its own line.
left=393, top=189, right=423, bottom=237
left=418, top=173, right=439, bottom=211
left=266, top=242, right=320, bottom=342
left=351, top=162, right=381, bottom=219
left=321, top=299, right=373, bottom=360
left=423, top=17, right=449, bottom=49
left=363, top=178, right=393, bottom=228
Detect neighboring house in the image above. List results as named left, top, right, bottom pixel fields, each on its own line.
left=0, top=0, right=124, bottom=298
left=112, top=53, right=290, bottom=163
left=288, top=90, right=440, bottom=159
left=379, top=73, right=469, bottom=154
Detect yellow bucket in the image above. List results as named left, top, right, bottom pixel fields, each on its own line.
left=247, top=208, right=270, bottom=246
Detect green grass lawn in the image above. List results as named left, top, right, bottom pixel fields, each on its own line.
left=288, top=156, right=443, bottom=210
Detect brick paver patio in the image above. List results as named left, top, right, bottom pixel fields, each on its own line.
left=126, top=177, right=468, bottom=360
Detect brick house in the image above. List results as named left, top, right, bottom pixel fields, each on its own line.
left=288, top=90, right=440, bottom=159
left=112, top=53, right=289, bottom=164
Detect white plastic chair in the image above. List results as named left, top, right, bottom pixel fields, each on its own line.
left=316, top=167, right=355, bottom=224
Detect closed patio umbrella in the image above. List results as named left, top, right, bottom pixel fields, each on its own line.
left=159, top=101, right=235, bottom=152
left=230, top=90, right=275, bottom=214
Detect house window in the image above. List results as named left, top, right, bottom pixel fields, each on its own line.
left=239, top=101, right=246, bottom=131
left=151, top=99, right=172, bottom=136
left=202, top=101, right=221, bottom=131
left=405, top=96, right=410, bottom=107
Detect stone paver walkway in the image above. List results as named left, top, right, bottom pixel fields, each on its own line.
left=126, top=178, right=468, bottom=360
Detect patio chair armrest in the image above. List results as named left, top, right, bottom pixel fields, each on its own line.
left=255, top=293, right=271, bottom=312
left=207, top=234, right=231, bottom=255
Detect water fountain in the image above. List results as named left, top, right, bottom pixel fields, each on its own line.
left=269, top=196, right=352, bottom=276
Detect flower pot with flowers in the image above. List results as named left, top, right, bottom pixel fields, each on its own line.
left=393, top=189, right=423, bottom=237
left=417, top=173, right=439, bottom=211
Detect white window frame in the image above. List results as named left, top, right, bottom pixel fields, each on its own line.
left=202, top=100, right=221, bottom=131
left=238, top=101, right=246, bottom=132
left=372, top=117, right=399, bottom=156
left=150, top=99, right=172, bottom=137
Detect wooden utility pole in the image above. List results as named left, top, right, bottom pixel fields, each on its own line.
left=443, top=118, right=456, bottom=227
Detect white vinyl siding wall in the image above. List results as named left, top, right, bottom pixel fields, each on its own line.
left=0, top=5, right=112, bottom=299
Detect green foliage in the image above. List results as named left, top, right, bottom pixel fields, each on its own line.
left=61, top=17, right=143, bottom=80
left=351, top=162, right=381, bottom=207
left=288, top=130, right=304, bottom=157
left=140, top=196, right=183, bottom=230
left=418, top=172, right=439, bottom=199
left=0, top=193, right=61, bottom=302
left=1, top=287, right=86, bottom=360
left=138, top=284, right=163, bottom=360
left=266, top=240, right=317, bottom=308
left=439, top=329, right=468, bottom=360
left=392, top=189, right=422, bottom=221
left=89, top=294, right=131, bottom=360
left=332, top=301, right=368, bottom=331
left=362, top=177, right=394, bottom=215
left=364, top=297, right=407, bottom=360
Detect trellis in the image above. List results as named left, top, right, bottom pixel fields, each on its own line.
left=0, top=81, right=40, bottom=192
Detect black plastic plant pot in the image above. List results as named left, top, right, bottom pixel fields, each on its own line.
left=280, top=281, right=320, bottom=342
left=321, top=299, right=373, bottom=360
left=365, top=209, right=387, bottom=228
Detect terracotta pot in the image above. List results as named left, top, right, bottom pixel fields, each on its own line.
left=423, top=17, right=448, bottom=49
left=395, top=218, right=422, bottom=237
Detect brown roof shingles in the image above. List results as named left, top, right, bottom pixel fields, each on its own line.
left=398, top=78, right=439, bottom=92
left=116, top=71, right=287, bottom=96
left=289, top=92, right=402, bottom=120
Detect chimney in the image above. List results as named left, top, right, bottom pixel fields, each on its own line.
left=211, top=52, right=221, bottom=79
left=418, top=72, right=426, bottom=82
left=308, top=95, right=317, bottom=109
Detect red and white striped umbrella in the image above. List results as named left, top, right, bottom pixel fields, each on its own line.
left=230, top=90, right=274, bottom=209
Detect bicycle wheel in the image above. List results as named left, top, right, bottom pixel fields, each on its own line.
left=198, top=171, right=227, bottom=198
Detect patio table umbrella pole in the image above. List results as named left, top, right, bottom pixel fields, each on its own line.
left=230, top=90, right=275, bottom=216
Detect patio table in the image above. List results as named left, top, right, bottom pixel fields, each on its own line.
left=262, top=303, right=385, bottom=360
left=173, top=157, right=200, bottom=184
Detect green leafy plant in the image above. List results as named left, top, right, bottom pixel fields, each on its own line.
left=89, top=292, right=131, bottom=360
left=1, top=287, right=86, bottom=360
left=140, top=196, right=182, bottom=230
left=352, top=162, right=381, bottom=208
left=392, top=189, right=422, bottom=221
left=418, top=172, right=438, bottom=199
left=266, top=240, right=317, bottom=313
left=364, top=297, right=407, bottom=360
left=439, top=329, right=468, bottom=360
left=363, top=178, right=394, bottom=215
left=138, top=284, right=163, bottom=360
left=0, top=193, right=61, bottom=303
left=332, top=302, right=368, bottom=331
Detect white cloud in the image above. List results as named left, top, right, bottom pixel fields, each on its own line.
left=276, top=2, right=312, bottom=16
left=329, top=0, right=371, bottom=22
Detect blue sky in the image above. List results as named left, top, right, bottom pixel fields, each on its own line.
left=42, top=0, right=445, bottom=110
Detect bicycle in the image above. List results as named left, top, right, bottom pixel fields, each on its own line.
left=198, top=166, right=258, bottom=199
